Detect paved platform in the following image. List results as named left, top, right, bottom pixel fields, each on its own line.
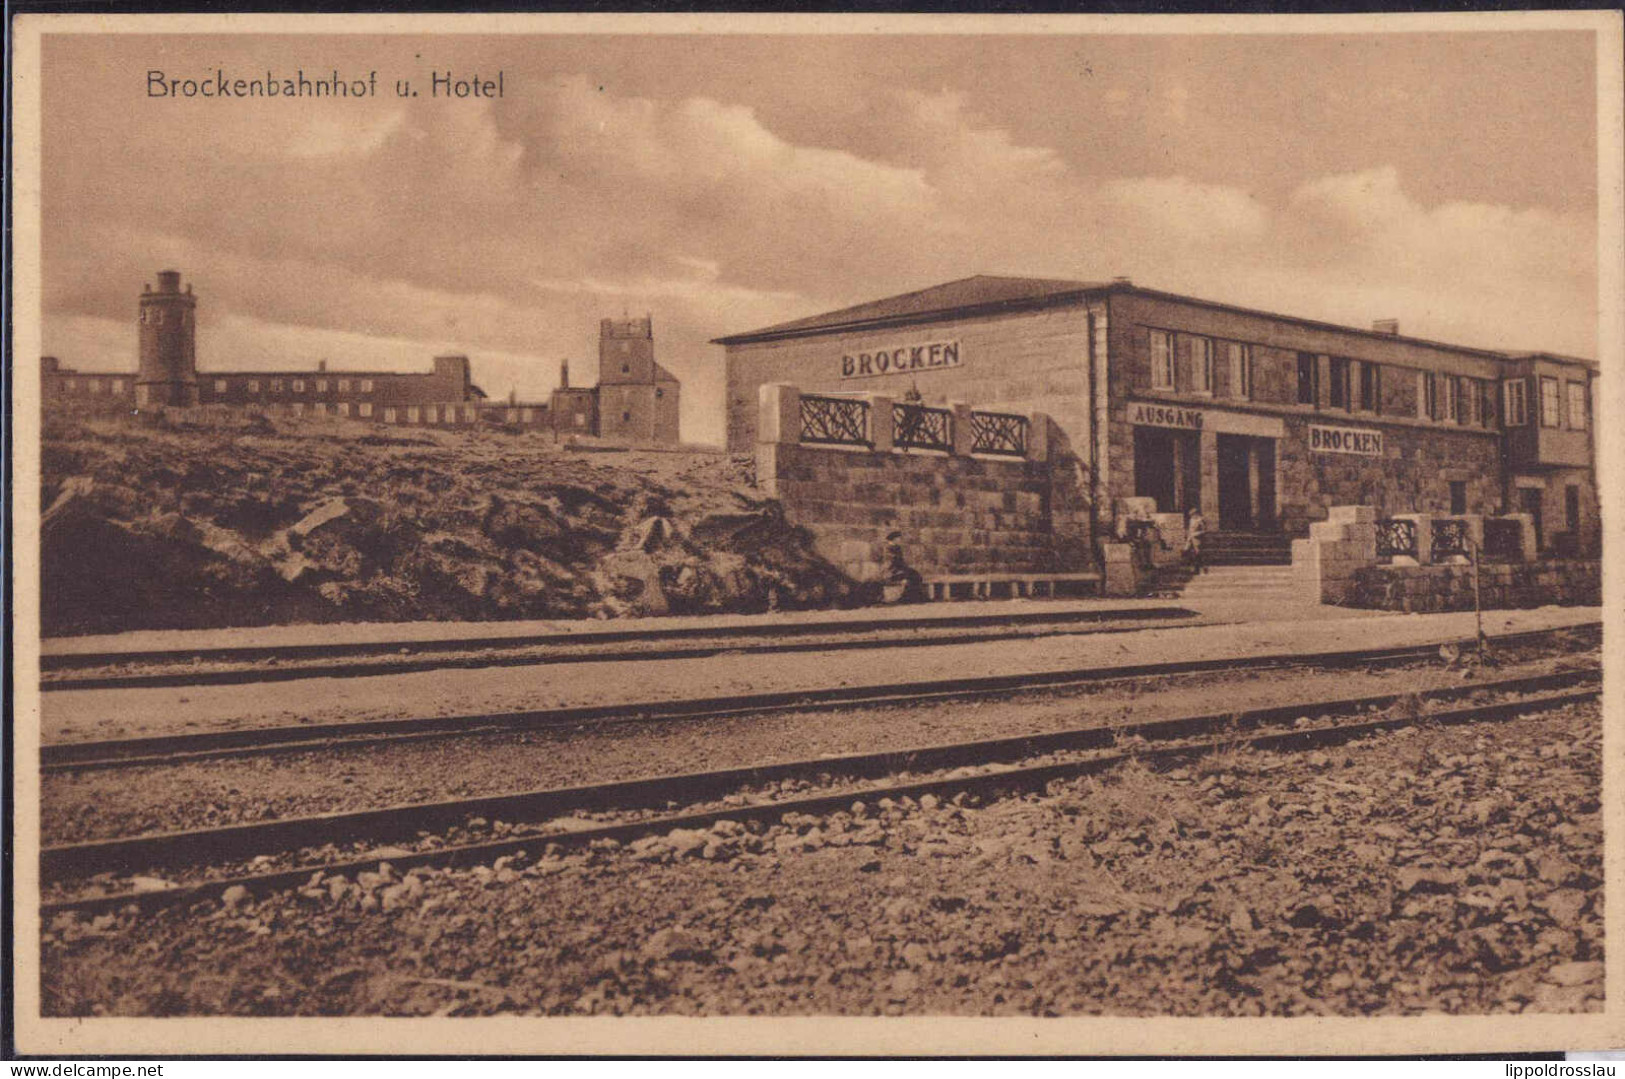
left=40, top=597, right=1196, bottom=662
left=34, top=605, right=1600, bottom=746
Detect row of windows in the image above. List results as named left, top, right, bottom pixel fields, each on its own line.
left=211, top=377, right=377, bottom=395
left=1149, top=329, right=1589, bottom=433
left=1149, top=331, right=1251, bottom=398
left=54, top=377, right=128, bottom=394
left=138, top=308, right=191, bottom=326
left=253, top=401, right=573, bottom=426
left=1536, top=376, right=1588, bottom=431
left=1295, top=353, right=1384, bottom=413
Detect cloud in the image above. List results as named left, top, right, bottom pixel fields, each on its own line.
left=40, top=59, right=1598, bottom=446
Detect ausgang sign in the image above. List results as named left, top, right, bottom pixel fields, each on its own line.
left=841, top=340, right=960, bottom=380
left=1128, top=401, right=1204, bottom=430
left=1310, top=424, right=1385, bottom=456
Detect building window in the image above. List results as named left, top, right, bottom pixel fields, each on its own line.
left=1454, top=377, right=1472, bottom=425
left=139, top=309, right=148, bottom=324
left=622, top=411, right=632, bottom=422
left=1567, top=381, right=1587, bottom=430
left=407, top=407, right=420, bottom=423
left=292, top=379, right=305, bottom=393
left=360, top=379, right=375, bottom=393
left=1151, top=331, right=1175, bottom=390
left=1479, top=381, right=1495, bottom=428
left=1449, top=481, right=1467, bottom=516
left=359, top=403, right=373, bottom=418
left=292, top=402, right=305, bottom=417
left=338, top=379, right=351, bottom=392
left=1329, top=357, right=1350, bottom=409
left=89, top=379, right=103, bottom=394
left=464, top=406, right=476, bottom=422
left=656, top=388, right=665, bottom=399
left=213, top=379, right=227, bottom=393
left=271, top=379, right=283, bottom=394
left=1358, top=362, right=1379, bottom=413
left=248, top=380, right=260, bottom=393
left=1417, top=371, right=1435, bottom=420
left=1190, top=337, right=1213, bottom=394
left=64, top=379, right=77, bottom=392
left=521, top=408, right=534, bottom=423
left=1503, top=379, right=1528, bottom=426
left=384, top=407, right=397, bottom=422
left=1540, top=376, right=1561, bottom=428
left=111, top=379, right=124, bottom=393
left=339, top=403, right=351, bottom=417
left=1297, top=353, right=1318, bottom=406
left=153, top=309, right=164, bottom=325
left=316, top=379, right=327, bottom=392
left=1224, top=343, right=1251, bottom=400
left=506, top=409, right=520, bottom=423
left=574, top=414, right=587, bottom=428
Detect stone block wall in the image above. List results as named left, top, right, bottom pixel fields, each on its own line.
left=755, top=384, right=1075, bottom=582
left=1348, top=560, right=1601, bottom=613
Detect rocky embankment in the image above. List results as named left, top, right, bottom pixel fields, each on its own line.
left=40, top=414, right=857, bottom=635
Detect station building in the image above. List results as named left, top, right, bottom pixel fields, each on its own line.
left=43, top=270, right=681, bottom=443
left=715, top=275, right=1598, bottom=558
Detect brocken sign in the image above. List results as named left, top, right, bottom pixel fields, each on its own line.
left=841, top=340, right=960, bottom=380
left=1309, top=424, right=1385, bottom=456
left=1128, top=402, right=1204, bottom=431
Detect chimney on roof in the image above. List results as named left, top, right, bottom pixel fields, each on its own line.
left=1112, top=276, right=1133, bottom=287
left=560, top=359, right=570, bottom=389
left=318, top=359, right=327, bottom=372
left=1373, top=319, right=1400, bottom=335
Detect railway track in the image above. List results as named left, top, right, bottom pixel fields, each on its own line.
left=40, top=667, right=1599, bottom=916
left=40, top=605, right=1195, bottom=691
left=41, top=622, right=1601, bottom=773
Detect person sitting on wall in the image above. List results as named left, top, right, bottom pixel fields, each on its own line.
left=1121, top=504, right=1158, bottom=573
left=881, top=530, right=924, bottom=603
left=1184, top=506, right=1208, bottom=575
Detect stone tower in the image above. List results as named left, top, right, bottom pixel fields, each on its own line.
left=598, top=316, right=655, bottom=384
left=136, top=270, right=198, bottom=407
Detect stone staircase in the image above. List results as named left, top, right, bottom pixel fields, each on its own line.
left=1201, top=530, right=1294, bottom=566
left=1175, top=564, right=1304, bottom=603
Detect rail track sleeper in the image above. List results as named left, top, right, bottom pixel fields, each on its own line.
left=42, top=686, right=1599, bottom=920
left=39, top=677, right=1598, bottom=884
left=40, top=623, right=1601, bottom=771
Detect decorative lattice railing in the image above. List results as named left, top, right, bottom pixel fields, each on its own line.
left=1432, top=518, right=1470, bottom=558
left=970, top=411, right=1029, bottom=457
left=1376, top=518, right=1418, bottom=560
left=892, top=403, right=954, bottom=452
left=799, top=394, right=870, bottom=447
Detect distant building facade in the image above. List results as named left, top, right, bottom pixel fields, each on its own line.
left=43, top=270, right=682, bottom=443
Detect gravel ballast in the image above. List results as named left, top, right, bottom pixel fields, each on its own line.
left=41, top=697, right=1602, bottom=1017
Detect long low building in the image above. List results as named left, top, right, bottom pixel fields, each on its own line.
left=715, top=275, right=1598, bottom=559
left=43, top=270, right=681, bottom=443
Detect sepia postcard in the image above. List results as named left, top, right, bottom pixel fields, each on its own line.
left=8, top=9, right=1624, bottom=1059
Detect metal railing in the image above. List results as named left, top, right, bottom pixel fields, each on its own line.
left=1376, top=518, right=1417, bottom=560
left=1432, top=518, right=1470, bottom=558
left=799, top=394, right=870, bottom=447
left=892, top=403, right=953, bottom=452
left=970, top=410, right=1029, bottom=457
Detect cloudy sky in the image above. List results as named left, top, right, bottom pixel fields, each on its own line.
left=39, top=25, right=1601, bottom=444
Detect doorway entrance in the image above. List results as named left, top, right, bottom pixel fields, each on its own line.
left=1133, top=426, right=1200, bottom=513
left=1519, top=486, right=1544, bottom=551
left=1216, top=434, right=1277, bottom=531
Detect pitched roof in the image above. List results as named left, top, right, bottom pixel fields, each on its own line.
left=712, top=274, right=1104, bottom=344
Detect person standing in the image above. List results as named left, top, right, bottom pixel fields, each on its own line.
left=1184, top=506, right=1207, bottom=575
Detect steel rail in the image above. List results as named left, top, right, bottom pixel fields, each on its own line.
left=40, top=622, right=1601, bottom=773
left=40, top=609, right=1197, bottom=693
left=40, top=671, right=1598, bottom=898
